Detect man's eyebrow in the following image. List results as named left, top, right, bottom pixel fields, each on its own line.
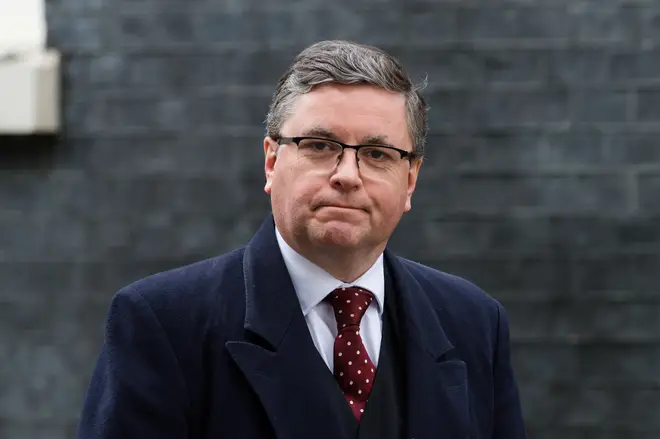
left=361, top=135, right=391, bottom=146
left=301, top=127, right=392, bottom=146
left=301, top=127, right=340, bottom=140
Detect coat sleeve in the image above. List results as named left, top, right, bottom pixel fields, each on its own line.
left=492, top=302, right=527, bottom=439
left=77, top=288, right=190, bottom=439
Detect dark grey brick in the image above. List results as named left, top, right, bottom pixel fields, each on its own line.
left=0, top=421, right=78, bottom=439
left=0, top=170, right=87, bottom=218
left=468, top=89, right=569, bottom=128
left=393, top=215, right=570, bottom=260
left=606, top=134, right=660, bottom=165
left=571, top=89, right=630, bottom=123
left=457, top=6, right=570, bottom=41
left=404, top=3, right=456, bottom=43
left=547, top=48, right=611, bottom=85
left=74, top=134, right=263, bottom=177
left=508, top=301, right=660, bottom=340
left=61, top=57, right=91, bottom=90
left=0, top=211, right=86, bottom=262
left=482, top=50, right=547, bottom=84
left=644, top=6, right=660, bottom=44
left=93, top=54, right=195, bottom=93
left=47, top=0, right=103, bottom=12
left=552, top=386, right=617, bottom=427
left=430, top=256, right=575, bottom=296
left=186, top=49, right=299, bottom=87
left=545, top=129, right=607, bottom=166
left=81, top=94, right=164, bottom=134
left=188, top=91, right=271, bottom=129
left=423, top=89, right=468, bottom=129
left=422, top=173, right=541, bottom=213
left=80, top=176, right=252, bottom=219
left=155, top=11, right=196, bottom=45
left=578, top=344, right=660, bottom=384
left=0, top=295, right=108, bottom=421
left=636, top=88, right=660, bottom=121
left=391, top=218, right=491, bottom=257
left=544, top=218, right=654, bottom=254
left=424, top=173, right=629, bottom=215
left=614, top=389, right=660, bottom=428
left=106, top=8, right=196, bottom=49
left=568, top=3, right=644, bottom=44
left=424, top=131, right=545, bottom=171
left=0, top=262, right=81, bottom=301
left=409, top=49, right=548, bottom=87
left=427, top=88, right=570, bottom=129
left=484, top=218, right=553, bottom=253
left=399, top=50, right=483, bottom=86
left=192, top=7, right=406, bottom=47
left=535, top=175, right=630, bottom=215
left=322, top=7, right=407, bottom=46
left=45, top=12, right=107, bottom=52
left=574, top=254, right=660, bottom=292
left=611, top=50, right=660, bottom=83
left=613, top=219, right=660, bottom=250
left=90, top=51, right=273, bottom=93
left=638, top=173, right=660, bottom=214
left=190, top=10, right=263, bottom=46
left=511, top=344, right=579, bottom=385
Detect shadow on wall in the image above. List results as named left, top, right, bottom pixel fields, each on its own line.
left=0, top=135, right=60, bottom=170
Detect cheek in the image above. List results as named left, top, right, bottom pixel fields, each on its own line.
left=369, top=181, right=408, bottom=219
left=273, top=169, right=320, bottom=211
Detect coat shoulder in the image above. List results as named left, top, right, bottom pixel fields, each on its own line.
left=399, top=257, right=500, bottom=307
left=395, top=256, right=505, bottom=332
left=111, top=247, right=247, bottom=332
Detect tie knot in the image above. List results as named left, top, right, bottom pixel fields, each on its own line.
left=326, top=287, right=374, bottom=330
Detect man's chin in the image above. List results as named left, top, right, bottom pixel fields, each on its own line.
left=308, top=221, right=364, bottom=248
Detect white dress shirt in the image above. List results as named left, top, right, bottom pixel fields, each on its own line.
left=275, top=227, right=385, bottom=372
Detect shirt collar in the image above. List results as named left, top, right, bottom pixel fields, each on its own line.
left=275, top=226, right=385, bottom=316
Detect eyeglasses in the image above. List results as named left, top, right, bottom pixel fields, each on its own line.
left=276, top=136, right=416, bottom=174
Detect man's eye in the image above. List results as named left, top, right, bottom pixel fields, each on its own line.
left=310, top=142, right=331, bottom=151
left=362, top=147, right=396, bottom=161
left=300, top=139, right=338, bottom=152
left=368, top=149, right=386, bottom=159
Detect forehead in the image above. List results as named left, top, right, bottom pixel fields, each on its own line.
left=282, top=83, right=411, bottom=147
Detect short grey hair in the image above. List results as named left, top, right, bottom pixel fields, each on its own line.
left=265, top=40, right=429, bottom=158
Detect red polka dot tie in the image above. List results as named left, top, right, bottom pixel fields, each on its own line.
left=326, top=286, right=376, bottom=421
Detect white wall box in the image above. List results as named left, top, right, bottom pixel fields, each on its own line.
left=0, top=0, right=61, bottom=134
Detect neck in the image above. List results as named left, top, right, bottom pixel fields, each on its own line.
left=298, top=241, right=385, bottom=283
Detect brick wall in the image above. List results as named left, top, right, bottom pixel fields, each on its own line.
left=1, top=1, right=658, bottom=438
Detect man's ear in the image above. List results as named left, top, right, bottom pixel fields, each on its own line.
left=264, top=137, right=279, bottom=194
left=404, top=157, right=423, bottom=212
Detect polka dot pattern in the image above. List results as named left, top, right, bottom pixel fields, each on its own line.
left=326, top=286, right=376, bottom=421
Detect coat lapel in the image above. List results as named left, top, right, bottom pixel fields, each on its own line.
left=385, top=252, right=472, bottom=439
left=225, top=217, right=354, bottom=439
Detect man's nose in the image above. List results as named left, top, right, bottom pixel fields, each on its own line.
left=331, top=148, right=362, bottom=187
left=337, top=148, right=360, bottom=169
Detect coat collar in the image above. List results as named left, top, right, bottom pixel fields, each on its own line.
left=383, top=249, right=455, bottom=360
left=239, top=215, right=300, bottom=351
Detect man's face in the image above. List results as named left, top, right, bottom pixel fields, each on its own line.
left=264, top=83, right=422, bottom=255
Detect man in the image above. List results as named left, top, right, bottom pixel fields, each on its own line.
left=77, top=40, right=527, bottom=439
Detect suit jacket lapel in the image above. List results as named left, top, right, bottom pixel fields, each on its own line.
left=385, top=252, right=472, bottom=439
left=226, top=216, right=354, bottom=439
